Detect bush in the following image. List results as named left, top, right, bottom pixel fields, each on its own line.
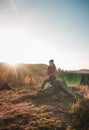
left=69, top=99, right=89, bottom=130
left=64, top=72, right=81, bottom=85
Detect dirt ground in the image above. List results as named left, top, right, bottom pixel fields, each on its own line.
left=0, top=84, right=84, bottom=130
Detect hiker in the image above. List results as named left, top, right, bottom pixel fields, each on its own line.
left=39, top=59, right=57, bottom=91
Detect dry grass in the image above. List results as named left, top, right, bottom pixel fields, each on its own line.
left=0, top=62, right=88, bottom=129
left=0, top=85, right=77, bottom=130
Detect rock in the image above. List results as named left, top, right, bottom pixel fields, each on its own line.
left=0, top=83, right=11, bottom=91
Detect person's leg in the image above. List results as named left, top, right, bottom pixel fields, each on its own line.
left=49, top=76, right=56, bottom=86
left=41, top=79, right=49, bottom=89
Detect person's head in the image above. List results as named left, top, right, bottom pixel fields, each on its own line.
left=49, top=59, right=54, bottom=66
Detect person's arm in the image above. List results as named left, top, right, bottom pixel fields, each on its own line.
left=46, top=67, right=49, bottom=79
left=47, top=65, right=57, bottom=79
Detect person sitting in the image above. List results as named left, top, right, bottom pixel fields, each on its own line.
left=39, top=59, right=57, bottom=91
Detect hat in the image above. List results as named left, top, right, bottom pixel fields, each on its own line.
left=49, top=59, right=54, bottom=63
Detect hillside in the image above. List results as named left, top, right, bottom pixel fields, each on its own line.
left=67, top=69, right=89, bottom=74
left=78, top=69, right=89, bottom=74
left=0, top=80, right=85, bottom=130
left=0, top=62, right=88, bottom=129
left=0, top=62, right=48, bottom=87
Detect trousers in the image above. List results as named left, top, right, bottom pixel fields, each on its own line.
left=41, top=75, right=56, bottom=89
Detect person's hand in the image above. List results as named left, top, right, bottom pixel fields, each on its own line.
left=47, top=76, right=50, bottom=80
left=47, top=75, right=51, bottom=80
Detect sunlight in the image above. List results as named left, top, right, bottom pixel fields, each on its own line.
left=6, top=59, right=19, bottom=67
left=0, top=26, right=47, bottom=65
left=0, top=27, right=28, bottom=46
left=0, top=27, right=31, bottom=64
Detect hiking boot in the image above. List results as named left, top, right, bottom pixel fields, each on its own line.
left=49, top=84, right=52, bottom=88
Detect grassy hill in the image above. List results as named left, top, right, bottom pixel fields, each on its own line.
left=0, top=62, right=48, bottom=87
left=0, top=62, right=89, bottom=130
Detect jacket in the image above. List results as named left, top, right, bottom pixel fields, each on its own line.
left=46, top=64, right=57, bottom=78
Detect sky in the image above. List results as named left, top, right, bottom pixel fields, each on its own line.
left=0, top=0, right=89, bottom=70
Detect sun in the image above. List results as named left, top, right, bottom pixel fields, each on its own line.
left=7, top=60, right=18, bottom=66
left=5, top=58, right=20, bottom=67
left=0, top=26, right=31, bottom=64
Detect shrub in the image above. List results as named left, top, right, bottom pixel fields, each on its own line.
left=69, top=99, right=89, bottom=130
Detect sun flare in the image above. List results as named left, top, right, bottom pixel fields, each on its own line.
left=6, top=60, right=19, bottom=66
left=0, top=27, right=31, bottom=64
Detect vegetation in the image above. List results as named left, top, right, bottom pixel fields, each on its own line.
left=69, top=99, right=89, bottom=130
left=64, top=72, right=81, bottom=85
left=0, top=63, right=47, bottom=87
left=0, top=62, right=89, bottom=129
left=57, top=69, right=81, bottom=85
left=0, top=62, right=87, bottom=87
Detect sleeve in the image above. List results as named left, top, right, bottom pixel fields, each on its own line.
left=49, top=65, right=57, bottom=77
left=53, top=65, right=57, bottom=74
left=46, top=66, right=49, bottom=76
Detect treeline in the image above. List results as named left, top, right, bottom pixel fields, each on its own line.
left=64, top=72, right=81, bottom=84
left=58, top=69, right=89, bottom=85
